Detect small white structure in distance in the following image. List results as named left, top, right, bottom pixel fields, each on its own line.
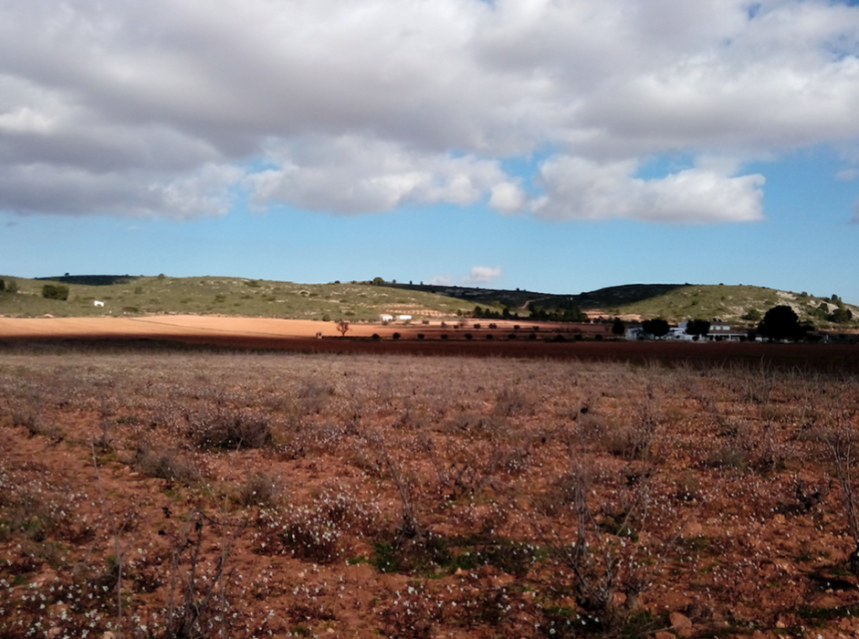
left=94, top=300, right=104, bottom=307
left=397, top=315, right=412, bottom=321
left=379, top=314, right=393, bottom=322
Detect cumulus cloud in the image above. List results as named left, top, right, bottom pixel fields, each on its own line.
left=0, top=0, right=857, bottom=221
left=244, top=136, right=509, bottom=214
left=489, top=181, right=527, bottom=214
left=465, top=266, right=503, bottom=284
left=0, top=162, right=241, bottom=218
left=531, top=156, right=765, bottom=223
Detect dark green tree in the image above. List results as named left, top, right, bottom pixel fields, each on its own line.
left=642, top=318, right=670, bottom=338
left=611, top=317, right=626, bottom=336
left=829, top=307, right=854, bottom=324
left=757, top=305, right=804, bottom=341
left=684, top=319, right=711, bottom=339
left=372, top=277, right=385, bottom=286
left=41, top=283, right=69, bottom=301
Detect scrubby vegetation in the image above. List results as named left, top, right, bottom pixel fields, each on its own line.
left=1, top=345, right=859, bottom=637
left=0, top=275, right=475, bottom=320
left=40, top=283, right=69, bottom=301
left=2, top=275, right=856, bottom=328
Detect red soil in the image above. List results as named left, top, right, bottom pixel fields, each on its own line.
left=1, top=315, right=858, bottom=370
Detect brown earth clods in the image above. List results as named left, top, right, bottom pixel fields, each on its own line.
left=1, top=318, right=859, bottom=639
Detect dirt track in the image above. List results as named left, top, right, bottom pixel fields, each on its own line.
left=1, top=315, right=858, bottom=370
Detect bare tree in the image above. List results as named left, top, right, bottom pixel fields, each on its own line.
left=337, top=321, right=350, bottom=337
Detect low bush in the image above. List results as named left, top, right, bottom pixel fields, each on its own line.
left=132, top=443, right=199, bottom=485
left=237, top=473, right=282, bottom=507
left=41, top=283, right=69, bottom=300
left=189, top=408, right=273, bottom=450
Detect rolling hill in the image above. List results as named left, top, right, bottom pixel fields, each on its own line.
left=1, top=274, right=856, bottom=329
left=0, top=275, right=476, bottom=321
left=389, top=281, right=857, bottom=327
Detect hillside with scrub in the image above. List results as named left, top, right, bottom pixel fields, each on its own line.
left=389, top=281, right=859, bottom=328
left=1, top=275, right=857, bottom=330
left=0, top=275, right=478, bottom=321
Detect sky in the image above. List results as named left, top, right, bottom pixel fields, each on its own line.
left=2, top=0, right=859, bottom=301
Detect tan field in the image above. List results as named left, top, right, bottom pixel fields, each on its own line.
left=0, top=315, right=604, bottom=340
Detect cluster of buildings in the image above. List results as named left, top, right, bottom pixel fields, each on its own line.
left=626, top=319, right=751, bottom=342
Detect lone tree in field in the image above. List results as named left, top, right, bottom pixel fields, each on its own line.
left=611, top=317, right=626, bottom=336
left=685, top=318, right=711, bottom=340
left=336, top=320, right=350, bottom=337
left=757, top=305, right=804, bottom=341
left=642, top=318, right=670, bottom=338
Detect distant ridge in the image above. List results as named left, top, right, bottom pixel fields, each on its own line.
left=36, top=275, right=140, bottom=286
left=1, top=275, right=856, bottom=328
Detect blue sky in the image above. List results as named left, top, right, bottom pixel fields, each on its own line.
left=2, top=0, right=859, bottom=302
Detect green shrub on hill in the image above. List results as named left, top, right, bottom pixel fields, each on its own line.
left=742, top=308, right=762, bottom=322
left=41, top=284, right=69, bottom=301
left=830, top=307, right=853, bottom=324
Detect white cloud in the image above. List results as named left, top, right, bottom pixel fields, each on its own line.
left=837, top=168, right=859, bottom=181
left=243, top=136, right=509, bottom=214
left=489, top=181, right=527, bottom=213
left=0, top=0, right=857, bottom=221
left=531, top=156, right=765, bottom=223
left=465, top=265, right=503, bottom=284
